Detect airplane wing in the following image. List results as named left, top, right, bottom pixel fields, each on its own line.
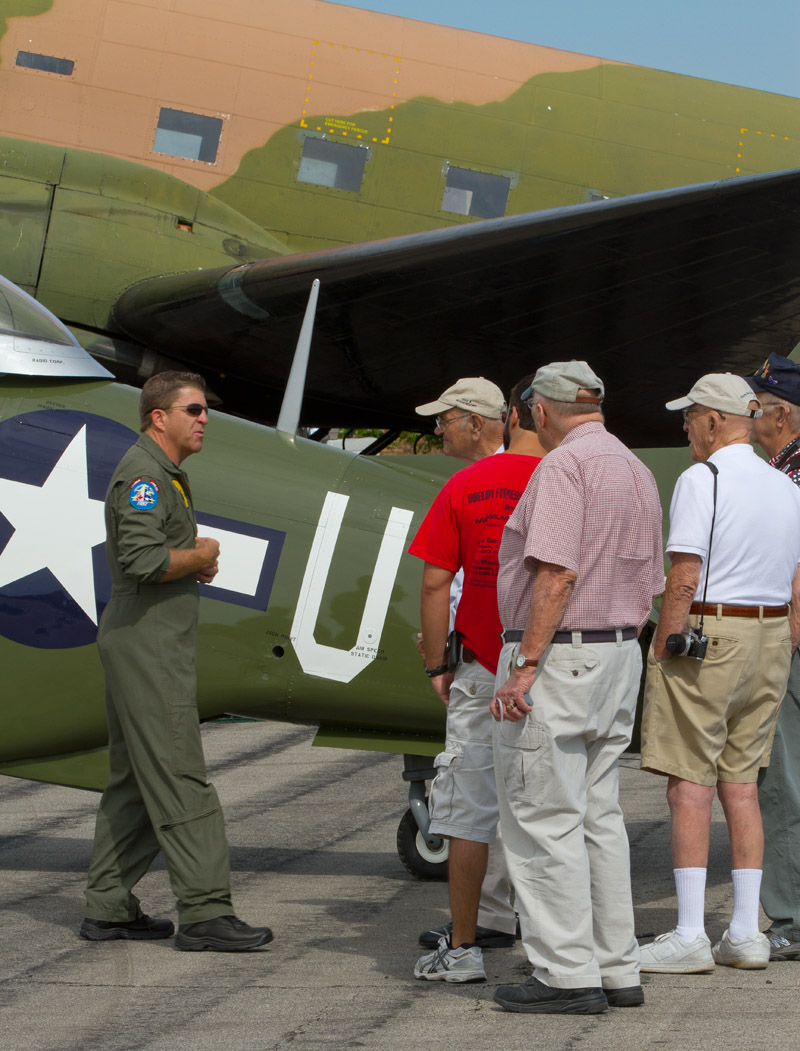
left=113, top=169, right=800, bottom=447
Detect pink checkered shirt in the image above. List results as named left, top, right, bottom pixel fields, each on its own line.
left=497, top=422, right=664, bottom=631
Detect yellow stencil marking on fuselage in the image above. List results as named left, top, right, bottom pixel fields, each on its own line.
left=299, top=41, right=400, bottom=146
left=735, top=126, right=793, bottom=173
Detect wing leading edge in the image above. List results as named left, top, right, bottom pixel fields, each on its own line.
left=114, top=170, right=800, bottom=447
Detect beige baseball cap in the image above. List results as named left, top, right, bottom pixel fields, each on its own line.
left=665, top=373, right=762, bottom=417
left=415, top=377, right=506, bottom=419
left=523, top=360, right=604, bottom=403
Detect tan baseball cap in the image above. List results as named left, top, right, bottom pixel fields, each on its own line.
left=523, top=360, right=604, bottom=403
left=665, top=373, right=762, bottom=417
left=415, top=377, right=506, bottom=419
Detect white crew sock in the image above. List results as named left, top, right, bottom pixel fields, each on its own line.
left=674, top=867, right=707, bottom=941
left=729, top=868, right=762, bottom=940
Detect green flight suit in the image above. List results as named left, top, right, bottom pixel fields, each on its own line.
left=84, top=433, right=233, bottom=924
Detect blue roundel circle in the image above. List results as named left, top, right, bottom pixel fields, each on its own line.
left=0, top=409, right=137, bottom=649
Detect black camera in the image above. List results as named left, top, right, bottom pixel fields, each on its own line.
left=665, top=627, right=708, bottom=661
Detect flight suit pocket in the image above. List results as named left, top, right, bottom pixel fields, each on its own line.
left=167, top=700, right=208, bottom=777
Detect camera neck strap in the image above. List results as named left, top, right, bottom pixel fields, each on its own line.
left=697, top=460, right=719, bottom=636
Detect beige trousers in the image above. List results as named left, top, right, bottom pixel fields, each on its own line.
left=493, top=637, right=641, bottom=989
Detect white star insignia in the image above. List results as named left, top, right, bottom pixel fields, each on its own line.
left=0, top=426, right=106, bottom=623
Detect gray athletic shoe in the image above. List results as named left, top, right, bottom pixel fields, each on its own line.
left=764, top=930, right=800, bottom=961
left=712, top=929, right=769, bottom=969
left=639, top=929, right=715, bottom=973
left=414, top=936, right=486, bottom=983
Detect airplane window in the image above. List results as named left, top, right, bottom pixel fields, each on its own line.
left=16, top=51, right=74, bottom=76
left=153, top=108, right=223, bottom=164
left=441, top=166, right=510, bottom=219
left=298, top=138, right=368, bottom=192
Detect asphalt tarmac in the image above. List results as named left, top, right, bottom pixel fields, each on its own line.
left=1, top=719, right=797, bottom=1051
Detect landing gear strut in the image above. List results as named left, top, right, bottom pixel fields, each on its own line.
left=397, top=754, right=448, bottom=880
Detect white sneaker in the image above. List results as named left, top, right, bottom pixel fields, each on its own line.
left=414, top=936, right=486, bottom=983
left=712, top=928, right=769, bottom=969
left=639, top=930, right=715, bottom=973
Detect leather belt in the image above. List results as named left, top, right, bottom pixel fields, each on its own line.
left=689, top=602, right=788, bottom=619
left=502, top=627, right=637, bottom=644
left=551, top=628, right=637, bottom=643
left=459, top=644, right=477, bottom=664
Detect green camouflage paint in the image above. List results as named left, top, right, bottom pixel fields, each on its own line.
left=212, top=64, right=800, bottom=253
left=0, top=0, right=53, bottom=56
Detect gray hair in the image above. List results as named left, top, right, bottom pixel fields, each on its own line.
left=758, top=392, right=800, bottom=431
left=531, top=389, right=605, bottom=422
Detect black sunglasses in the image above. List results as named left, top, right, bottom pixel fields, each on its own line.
left=164, top=403, right=208, bottom=417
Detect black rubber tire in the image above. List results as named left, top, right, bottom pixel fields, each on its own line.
left=397, top=805, right=449, bottom=880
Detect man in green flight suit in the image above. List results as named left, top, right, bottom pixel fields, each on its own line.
left=80, top=371, right=273, bottom=951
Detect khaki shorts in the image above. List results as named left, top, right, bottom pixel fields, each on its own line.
left=428, top=660, right=499, bottom=844
left=641, top=612, right=791, bottom=786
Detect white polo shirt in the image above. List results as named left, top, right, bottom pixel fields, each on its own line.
left=667, top=443, right=800, bottom=605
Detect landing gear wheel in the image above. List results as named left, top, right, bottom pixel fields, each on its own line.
left=397, top=806, right=449, bottom=880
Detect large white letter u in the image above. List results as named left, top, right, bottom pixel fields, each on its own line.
left=291, top=491, right=413, bottom=683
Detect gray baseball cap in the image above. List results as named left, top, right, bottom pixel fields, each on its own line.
left=665, top=373, right=762, bottom=417
left=522, top=360, right=605, bottom=403
left=415, top=377, right=506, bottom=419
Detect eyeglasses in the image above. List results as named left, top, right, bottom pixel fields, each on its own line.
left=682, top=407, right=726, bottom=422
left=435, top=412, right=471, bottom=430
left=165, top=403, right=209, bottom=417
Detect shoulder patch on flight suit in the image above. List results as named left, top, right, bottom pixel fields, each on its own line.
left=172, top=479, right=188, bottom=507
left=129, top=478, right=160, bottom=510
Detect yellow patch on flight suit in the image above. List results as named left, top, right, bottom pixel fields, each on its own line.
left=172, top=479, right=188, bottom=507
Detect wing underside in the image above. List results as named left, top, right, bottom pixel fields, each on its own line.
left=113, top=170, right=800, bottom=446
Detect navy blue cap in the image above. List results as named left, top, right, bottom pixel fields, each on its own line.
left=747, top=352, right=800, bottom=406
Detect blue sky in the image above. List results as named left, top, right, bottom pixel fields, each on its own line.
left=327, top=0, right=800, bottom=99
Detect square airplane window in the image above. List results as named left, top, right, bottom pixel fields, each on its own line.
left=298, top=138, right=368, bottom=193
left=442, top=166, right=510, bottom=219
left=16, top=51, right=74, bottom=76
left=154, top=108, right=222, bottom=164
left=441, top=185, right=473, bottom=216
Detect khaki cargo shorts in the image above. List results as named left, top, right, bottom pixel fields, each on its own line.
left=640, top=611, right=791, bottom=786
left=428, top=660, right=499, bottom=844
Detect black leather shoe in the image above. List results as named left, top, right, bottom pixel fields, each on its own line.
left=175, top=915, right=273, bottom=952
left=80, top=914, right=174, bottom=941
left=605, top=985, right=644, bottom=1007
left=419, top=921, right=516, bottom=949
left=494, top=976, right=608, bottom=1014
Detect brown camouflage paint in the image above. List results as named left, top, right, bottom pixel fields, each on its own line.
left=0, top=0, right=798, bottom=253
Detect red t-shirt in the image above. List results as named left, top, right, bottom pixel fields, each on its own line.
left=408, top=453, right=541, bottom=673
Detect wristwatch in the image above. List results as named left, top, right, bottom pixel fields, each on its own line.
left=425, top=663, right=449, bottom=678
left=515, top=654, right=539, bottom=669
